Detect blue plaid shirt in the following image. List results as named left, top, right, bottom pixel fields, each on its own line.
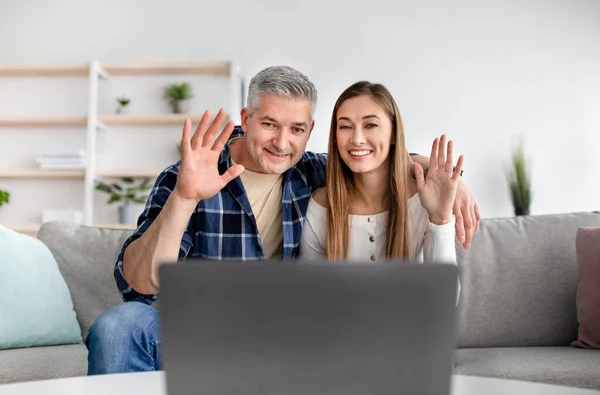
left=114, top=126, right=328, bottom=304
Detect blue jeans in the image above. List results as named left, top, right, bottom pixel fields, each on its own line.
left=85, top=302, right=162, bottom=375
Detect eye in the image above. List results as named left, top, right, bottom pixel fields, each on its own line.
left=365, top=123, right=379, bottom=129
left=262, top=122, right=276, bottom=128
left=338, top=124, right=352, bottom=130
left=292, top=127, right=305, bottom=134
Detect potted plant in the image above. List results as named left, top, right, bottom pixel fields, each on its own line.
left=116, top=96, right=130, bottom=114
left=95, top=177, right=152, bottom=224
left=508, top=142, right=532, bottom=216
left=0, top=189, right=10, bottom=207
left=163, top=82, right=193, bottom=114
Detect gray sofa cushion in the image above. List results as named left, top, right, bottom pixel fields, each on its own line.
left=456, top=212, right=600, bottom=348
left=0, top=344, right=87, bottom=384
left=455, top=347, right=600, bottom=390
left=37, top=222, right=133, bottom=339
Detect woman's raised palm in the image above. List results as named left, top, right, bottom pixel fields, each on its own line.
left=414, top=135, right=465, bottom=225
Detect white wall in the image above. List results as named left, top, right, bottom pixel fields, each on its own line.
left=0, top=0, right=599, bottom=225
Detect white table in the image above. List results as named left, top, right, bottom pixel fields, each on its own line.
left=0, top=372, right=598, bottom=395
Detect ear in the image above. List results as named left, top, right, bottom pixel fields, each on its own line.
left=240, top=108, right=249, bottom=133
left=308, top=120, right=315, bottom=137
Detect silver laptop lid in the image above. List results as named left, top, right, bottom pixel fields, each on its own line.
left=159, top=259, right=458, bottom=395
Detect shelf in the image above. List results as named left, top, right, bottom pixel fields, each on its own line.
left=0, top=61, right=232, bottom=78
left=95, top=169, right=160, bottom=178
left=0, top=169, right=162, bottom=179
left=98, top=114, right=208, bottom=127
left=5, top=224, right=42, bottom=233
left=0, top=169, right=85, bottom=179
left=0, top=116, right=87, bottom=127
left=0, top=114, right=230, bottom=128
left=0, top=64, right=90, bottom=77
left=0, top=59, right=241, bottom=227
left=5, top=222, right=137, bottom=233
left=100, top=61, right=230, bottom=76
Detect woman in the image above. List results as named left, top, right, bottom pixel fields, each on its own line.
left=300, top=81, right=463, bottom=273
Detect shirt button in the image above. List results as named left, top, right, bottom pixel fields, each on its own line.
left=370, top=255, right=376, bottom=261
left=367, top=217, right=374, bottom=223
left=369, top=235, right=375, bottom=242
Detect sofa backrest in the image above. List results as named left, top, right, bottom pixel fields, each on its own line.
left=37, top=222, right=133, bottom=340
left=39, top=211, right=600, bottom=348
left=456, top=211, right=600, bottom=348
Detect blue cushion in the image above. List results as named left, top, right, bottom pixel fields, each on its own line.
left=0, top=225, right=82, bottom=349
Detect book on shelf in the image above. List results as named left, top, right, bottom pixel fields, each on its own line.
left=35, top=150, right=86, bottom=170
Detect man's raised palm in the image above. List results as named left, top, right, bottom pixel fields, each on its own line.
left=174, top=109, right=245, bottom=203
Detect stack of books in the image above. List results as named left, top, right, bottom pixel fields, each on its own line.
left=35, top=150, right=86, bottom=169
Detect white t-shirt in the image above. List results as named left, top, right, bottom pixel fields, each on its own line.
left=299, top=193, right=461, bottom=302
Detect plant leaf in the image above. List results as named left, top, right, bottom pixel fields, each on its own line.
left=139, top=178, right=151, bottom=190
left=507, top=141, right=531, bottom=211
left=95, top=182, right=112, bottom=194
left=107, top=195, right=122, bottom=204
left=0, top=189, right=9, bottom=206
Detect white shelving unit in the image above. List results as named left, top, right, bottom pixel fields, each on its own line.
left=0, top=60, right=244, bottom=234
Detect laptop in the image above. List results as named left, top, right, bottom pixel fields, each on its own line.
left=158, top=259, right=458, bottom=395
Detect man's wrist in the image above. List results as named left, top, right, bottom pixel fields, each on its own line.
left=429, top=214, right=454, bottom=226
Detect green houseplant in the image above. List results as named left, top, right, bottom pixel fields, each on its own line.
left=116, top=96, right=130, bottom=114
left=163, top=82, right=193, bottom=114
left=95, top=177, right=152, bottom=224
left=508, top=142, right=532, bottom=216
left=0, top=189, right=10, bottom=207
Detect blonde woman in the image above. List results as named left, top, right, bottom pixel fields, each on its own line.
left=300, top=81, right=463, bottom=276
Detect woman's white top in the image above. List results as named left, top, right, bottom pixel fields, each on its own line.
left=299, top=193, right=461, bottom=302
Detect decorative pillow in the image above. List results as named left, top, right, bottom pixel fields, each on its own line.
left=571, top=226, right=600, bottom=349
left=0, top=224, right=82, bottom=349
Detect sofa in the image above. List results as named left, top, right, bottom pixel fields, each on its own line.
left=0, top=212, right=599, bottom=389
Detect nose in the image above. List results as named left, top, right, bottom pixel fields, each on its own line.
left=350, top=127, right=365, bottom=146
left=272, top=130, right=289, bottom=152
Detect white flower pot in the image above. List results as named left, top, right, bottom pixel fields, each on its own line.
left=118, top=204, right=143, bottom=225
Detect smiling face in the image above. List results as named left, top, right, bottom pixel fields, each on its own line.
left=239, top=94, right=314, bottom=174
left=335, top=95, right=394, bottom=175
left=325, top=81, right=414, bottom=260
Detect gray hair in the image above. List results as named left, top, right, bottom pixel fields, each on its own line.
left=247, top=65, right=318, bottom=119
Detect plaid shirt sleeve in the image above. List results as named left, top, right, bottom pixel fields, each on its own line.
left=114, top=163, right=195, bottom=305
left=302, top=151, right=328, bottom=190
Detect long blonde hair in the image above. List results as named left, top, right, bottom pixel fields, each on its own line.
left=325, top=81, right=414, bottom=259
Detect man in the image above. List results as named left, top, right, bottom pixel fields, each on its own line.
left=86, top=65, right=480, bottom=374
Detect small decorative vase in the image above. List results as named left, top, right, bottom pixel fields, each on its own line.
left=118, top=204, right=138, bottom=224
left=170, top=100, right=189, bottom=114
left=515, top=208, right=530, bottom=216
left=116, top=106, right=128, bottom=115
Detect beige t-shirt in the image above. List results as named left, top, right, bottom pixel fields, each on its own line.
left=237, top=167, right=284, bottom=259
